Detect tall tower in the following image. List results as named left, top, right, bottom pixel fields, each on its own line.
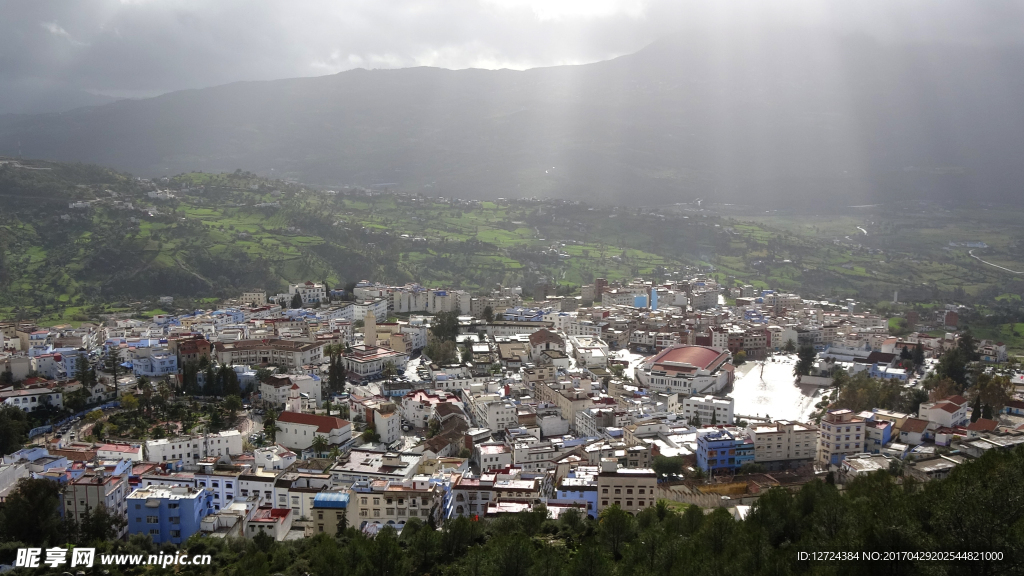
left=287, top=383, right=302, bottom=413
left=364, top=310, right=377, bottom=347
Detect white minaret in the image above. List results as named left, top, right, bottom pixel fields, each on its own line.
left=287, top=383, right=302, bottom=413
left=364, top=310, right=377, bottom=347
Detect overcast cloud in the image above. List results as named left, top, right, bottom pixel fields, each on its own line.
left=2, top=0, right=1023, bottom=108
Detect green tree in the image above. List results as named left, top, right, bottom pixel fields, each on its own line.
left=913, top=342, right=926, bottom=367
left=430, top=311, right=460, bottom=342
left=482, top=305, right=494, bottom=323
left=290, top=293, right=303, bottom=309
left=311, top=434, right=330, bottom=456
left=0, top=406, right=29, bottom=458
left=103, top=348, right=123, bottom=384
left=223, top=394, right=242, bottom=422
left=262, top=410, right=279, bottom=442
left=0, top=478, right=64, bottom=546
left=783, top=339, right=796, bottom=353
left=652, top=455, right=684, bottom=479
left=794, top=344, right=816, bottom=377
left=598, top=504, right=636, bottom=560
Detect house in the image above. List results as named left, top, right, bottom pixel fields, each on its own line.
left=126, top=485, right=213, bottom=545
left=1, top=386, right=63, bottom=412
left=977, top=340, right=1007, bottom=363
left=261, top=374, right=323, bottom=410
left=918, top=396, right=970, bottom=428
left=839, top=453, right=891, bottom=482
left=496, top=342, right=530, bottom=369
left=528, top=329, right=565, bottom=361
left=96, top=443, right=144, bottom=462
left=246, top=506, right=293, bottom=541
left=275, top=412, right=352, bottom=451
left=475, top=443, right=513, bottom=473
left=898, top=418, right=930, bottom=446
left=907, top=455, right=965, bottom=482
left=965, top=418, right=999, bottom=437
left=1003, top=399, right=1024, bottom=416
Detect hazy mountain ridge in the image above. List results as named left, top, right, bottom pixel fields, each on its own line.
left=2, top=32, right=1023, bottom=205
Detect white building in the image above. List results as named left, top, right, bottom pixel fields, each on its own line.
left=253, top=444, right=298, bottom=471
left=213, top=339, right=324, bottom=370
left=465, top=393, right=518, bottom=432
left=145, top=430, right=244, bottom=467
left=680, top=395, right=734, bottom=425
left=569, top=335, right=609, bottom=368
left=635, top=345, right=732, bottom=395
left=260, top=374, right=323, bottom=410
left=746, top=421, right=819, bottom=471
left=65, top=471, right=130, bottom=539
left=288, top=282, right=327, bottom=305
left=1, top=387, right=63, bottom=412
left=475, top=443, right=513, bottom=472
left=275, top=412, right=352, bottom=451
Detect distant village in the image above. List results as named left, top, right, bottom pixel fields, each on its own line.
left=1, top=275, right=1022, bottom=544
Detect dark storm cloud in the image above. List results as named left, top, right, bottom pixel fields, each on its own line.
left=1, top=0, right=1023, bottom=103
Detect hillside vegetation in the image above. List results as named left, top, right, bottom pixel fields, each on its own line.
left=4, top=159, right=1024, bottom=341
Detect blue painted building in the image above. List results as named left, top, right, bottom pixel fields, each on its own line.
left=696, top=429, right=755, bottom=474
left=127, top=485, right=213, bottom=545
left=868, top=363, right=908, bottom=381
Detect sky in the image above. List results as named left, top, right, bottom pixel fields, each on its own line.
left=2, top=0, right=1023, bottom=109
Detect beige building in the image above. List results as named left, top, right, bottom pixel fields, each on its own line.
left=350, top=477, right=439, bottom=530
left=213, top=338, right=324, bottom=369
left=596, top=461, right=657, bottom=514
left=242, top=291, right=268, bottom=306
left=65, top=471, right=130, bottom=539
left=311, top=489, right=351, bottom=536
left=747, top=420, right=818, bottom=471
left=818, top=409, right=865, bottom=468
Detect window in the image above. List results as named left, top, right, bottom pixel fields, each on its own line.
left=147, top=516, right=159, bottom=524
left=170, top=517, right=180, bottom=524
left=170, top=530, right=181, bottom=538
left=168, top=503, right=179, bottom=509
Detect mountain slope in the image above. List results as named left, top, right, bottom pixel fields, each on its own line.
left=2, top=31, right=1024, bottom=205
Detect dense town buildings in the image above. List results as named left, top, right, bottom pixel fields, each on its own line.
left=1, top=275, right=1018, bottom=547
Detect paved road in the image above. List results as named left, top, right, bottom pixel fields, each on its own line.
left=969, top=249, right=1024, bottom=274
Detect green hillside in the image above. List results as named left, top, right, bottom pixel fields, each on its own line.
left=4, top=158, right=1024, bottom=334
